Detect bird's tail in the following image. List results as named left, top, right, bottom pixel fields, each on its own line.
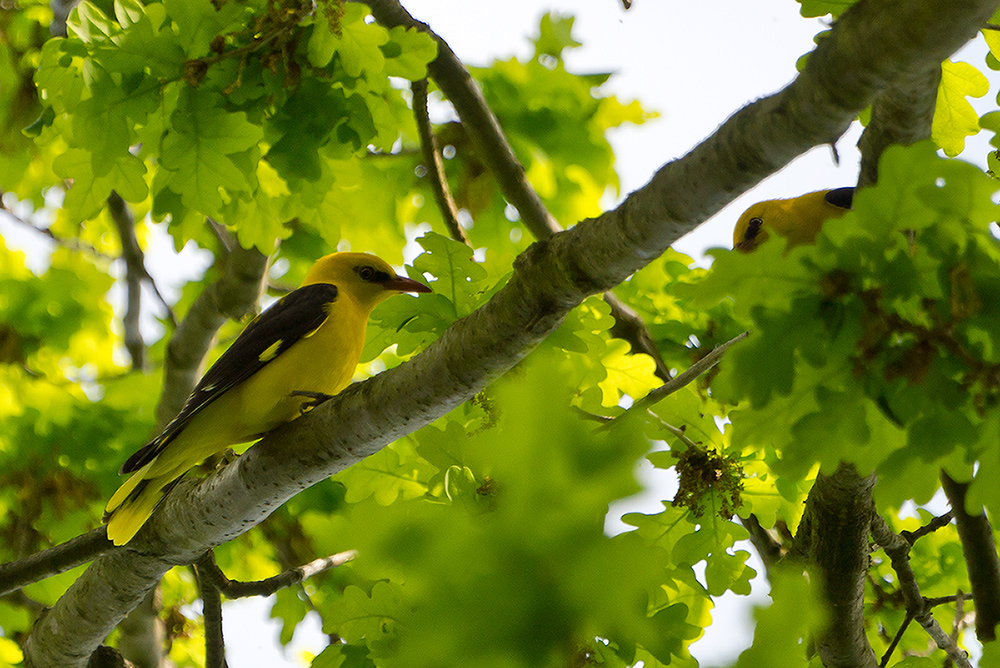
left=104, top=462, right=172, bottom=546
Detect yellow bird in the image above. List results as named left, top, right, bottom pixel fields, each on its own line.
left=105, top=252, right=430, bottom=546
left=733, top=187, right=854, bottom=252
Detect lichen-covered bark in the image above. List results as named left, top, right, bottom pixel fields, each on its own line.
left=799, top=466, right=878, bottom=668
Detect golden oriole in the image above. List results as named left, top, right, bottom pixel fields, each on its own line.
left=105, top=252, right=430, bottom=546
left=733, top=187, right=854, bottom=252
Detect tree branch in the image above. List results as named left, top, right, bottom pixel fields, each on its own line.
left=797, top=464, right=878, bottom=668
left=857, top=66, right=941, bottom=187
left=23, top=0, right=996, bottom=664
left=740, top=514, right=783, bottom=576
left=940, top=472, right=1000, bottom=642
left=196, top=549, right=357, bottom=599
left=107, top=192, right=147, bottom=371
left=619, top=330, right=748, bottom=419
left=871, top=514, right=973, bottom=668
left=0, top=190, right=111, bottom=261
left=194, top=554, right=228, bottom=668
left=0, top=527, right=111, bottom=597
left=412, top=78, right=469, bottom=246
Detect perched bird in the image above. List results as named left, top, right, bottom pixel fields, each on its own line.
left=733, top=187, right=854, bottom=252
left=105, top=252, right=430, bottom=545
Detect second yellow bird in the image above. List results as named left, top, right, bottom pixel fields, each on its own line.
left=105, top=252, right=430, bottom=546
left=733, top=187, right=854, bottom=252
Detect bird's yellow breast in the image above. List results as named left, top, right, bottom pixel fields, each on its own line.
left=225, top=295, right=368, bottom=439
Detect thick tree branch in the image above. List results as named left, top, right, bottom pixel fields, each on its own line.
left=797, top=465, right=878, bottom=668
left=940, top=472, right=1000, bottom=641
left=115, top=589, right=165, bottom=668
left=412, top=78, right=470, bottom=246
left=871, top=515, right=972, bottom=668
left=857, top=66, right=941, bottom=187
left=23, top=0, right=996, bottom=665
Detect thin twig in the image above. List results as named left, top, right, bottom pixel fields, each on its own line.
left=901, top=510, right=954, bottom=544
left=0, top=191, right=112, bottom=260
left=871, top=515, right=972, bottom=667
left=613, top=331, right=749, bottom=423
left=412, top=79, right=469, bottom=246
left=879, top=610, right=914, bottom=668
left=197, top=550, right=358, bottom=599
left=108, top=193, right=147, bottom=371
left=194, top=553, right=228, bottom=668
left=107, top=192, right=177, bottom=329
left=0, top=526, right=112, bottom=597
left=603, top=293, right=673, bottom=381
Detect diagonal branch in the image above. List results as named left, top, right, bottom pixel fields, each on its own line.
left=412, top=78, right=470, bottom=246
left=376, top=0, right=672, bottom=379
left=940, top=472, right=1000, bottom=642
left=0, top=527, right=110, bottom=597
left=871, top=515, right=973, bottom=667
left=196, top=549, right=357, bottom=599
left=22, top=0, right=996, bottom=665
left=857, top=66, right=941, bottom=188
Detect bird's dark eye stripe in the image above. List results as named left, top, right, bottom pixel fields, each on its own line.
left=355, top=266, right=392, bottom=282
left=745, top=217, right=763, bottom=240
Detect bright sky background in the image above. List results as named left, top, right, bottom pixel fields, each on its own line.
left=2, top=0, right=995, bottom=665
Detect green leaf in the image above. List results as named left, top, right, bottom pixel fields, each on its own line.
left=270, top=587, right=308, bottom=646
left=308, top=2, right=388, bottom=75
left=411, top=232, right=489, bottom=317
left=735, top=571, right=823, bottom=667
left=323, top=582, right=405, bottom=645
left=933, top=60, right=988, bottom=157
left=533, top=13, right=581, bottom=59
left=382, top=26, right=437, bottom=79
left=159, top=90, right=263, bottom=214
left=797, top=0, right=857, bottom=18
left=164, top=0, right=245, bottom=58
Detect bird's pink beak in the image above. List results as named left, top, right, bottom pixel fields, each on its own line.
left=384, top=274, right=431, bottom=293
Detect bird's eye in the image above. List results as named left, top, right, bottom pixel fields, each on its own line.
left=358, top=266, right=376, bottom=281
left=745, top=217, right=764, bottom=240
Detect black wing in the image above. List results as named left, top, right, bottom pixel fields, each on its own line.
left=120, top=283, right=338, bottom=474
left=825, top=187, right=854, bottom=210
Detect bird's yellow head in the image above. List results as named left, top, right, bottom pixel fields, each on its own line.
left=733, top=202, right=772, bottom=252
left=733, top=188, right=854, bottom=253
left=301, top=252, right=431, bottom=308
